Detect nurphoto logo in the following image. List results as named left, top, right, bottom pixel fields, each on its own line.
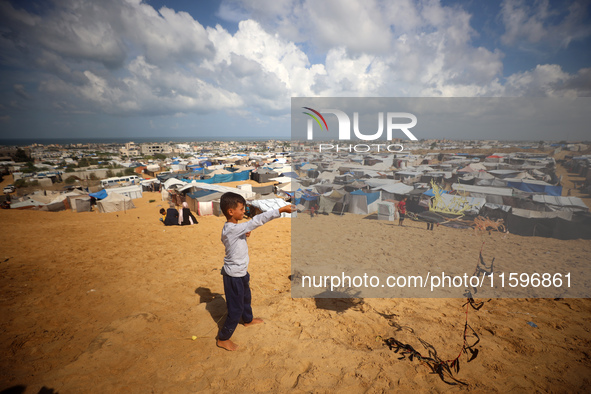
left=302, top=107, right=418, bottom=152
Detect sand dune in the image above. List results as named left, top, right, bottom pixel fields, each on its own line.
left=1, top=191, right=590, bottom=392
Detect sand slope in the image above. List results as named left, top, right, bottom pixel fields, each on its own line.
left=1, top=191, right=590, bottom=392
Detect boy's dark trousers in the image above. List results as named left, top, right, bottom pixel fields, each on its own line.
left=218, top=272, right=253, bottom=341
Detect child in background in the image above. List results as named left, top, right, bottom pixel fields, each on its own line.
left=159, top=208, right=166, bottom=223
left=216, top=192, right=293, bottom=351
left=397, top=197, right=407, bottom=226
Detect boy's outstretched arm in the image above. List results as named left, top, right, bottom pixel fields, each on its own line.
left=232, top=205, right=295, bottom=236
left=279, top=205, right=295, bottom=214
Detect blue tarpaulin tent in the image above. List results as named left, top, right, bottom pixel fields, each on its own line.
left=507, top=181, right=562, bottom=196
left=181, top=170, right=251, bottom=184
left=89, top=189, right=108, bottom=200
left=351, top=189, right=380, bottom=205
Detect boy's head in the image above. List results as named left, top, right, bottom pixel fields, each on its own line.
left=159, top=208, right=166, bottom=215
left=220, top=192, right=246, bottom=220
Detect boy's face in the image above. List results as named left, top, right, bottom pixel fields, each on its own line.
left=228, top=202, right=245, bottom=221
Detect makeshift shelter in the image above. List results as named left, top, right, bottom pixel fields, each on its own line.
left=106, top=185, right=143, bottom=199
left=97, top=192, right=135, bottom=213
left=532, top=195, right=588, bottom=212
left=506, top=179, right=562, bottom=196
left=347, top=190, right=381, bottom=215
left=251, top=169, right=279, bottom=183
left=278, top=180, right=303, bottom=193
left=185, top=189, right=224, bottom=214
left=506, top=209, right=591, bottom=239
left=318, top=190, right=344, bottom=214
left=371, top=182, right=414, bottom=201
left=74, top=197, right=91, bottom=212
left=377, top=201, right=396, bottom=221
left=89, top=189, right=108, bottom=200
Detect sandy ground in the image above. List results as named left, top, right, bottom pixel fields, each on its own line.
left=1, top=161, right=590, bottom=392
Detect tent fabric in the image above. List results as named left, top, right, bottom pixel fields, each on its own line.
left=377, top=202, right=396, bottom=221
left=164, top=178, right=187, bottom=189
left=506, top=209, right=591, bottom=239
left=197, top=202, right=214, bottom=216
left=370, top=182, right=414, bottom=195
left=89, top=189, right=108, bottom=200
left=348, top=190, right=381, bottom=214
left=278, top=181, right=302, bottom=192
left=97, top=192, right=135, bottom=213
left=269, top=176, right=295, bottom=184
left=187, top=189, right=218, bottom=199
left=252, top=185, right=274, bottom=195
left=75, top=197, right=91, bottom=212
left=532, top=195, right=588, bottom=211
left=452, top=183, right=513, bottom=196
left=186, top=170, right=251, bottom=184
left=179, top=182, right=254, bottom=199
left=281, top=172, right=299, bottom=179
left=318, top=190, right=343, bottom=214
left=507, top=180, right=562, bottom=196
left=106, top=185, right=143, bottom=199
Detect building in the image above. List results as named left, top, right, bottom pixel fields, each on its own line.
left=120, top=142, right=141, bottom=157
left=140, top=143, right=172, bottom=156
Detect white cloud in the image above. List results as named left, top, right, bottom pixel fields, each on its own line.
left=1, top=0, right=590, bottom=129
left=500, top=0, right=591, bottom=49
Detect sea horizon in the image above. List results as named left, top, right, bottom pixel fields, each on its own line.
left=0, top=136, right=288, bottom=146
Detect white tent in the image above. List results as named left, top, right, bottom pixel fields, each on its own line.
left=178, top=181, right=255, bottom=199
left=347, top=190, right=381, bottom=215
left=106, top=184, right=143, bottom=199
left=532, top=195, right=589, bottom=212
left=163, top=178, right=187, bottom=190
left=278, top=181, right=302, bottom=192
left=97, top=192, right=135, bottom=213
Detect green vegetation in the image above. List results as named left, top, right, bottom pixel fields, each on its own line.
left=14, top=179, right=28, bottom=188
left=21, top=162, right=40, bottom=173
left=65, top=176, right=78, bottom=184
left=14, top=148, right=31, bottom=162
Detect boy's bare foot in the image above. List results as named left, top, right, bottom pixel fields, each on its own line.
left=244, top=318, right=264, bottom=327
left=217, top=338, right=238, bottom=351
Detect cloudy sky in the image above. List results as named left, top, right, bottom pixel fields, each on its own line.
left=0, top=0, right=590, bottom=141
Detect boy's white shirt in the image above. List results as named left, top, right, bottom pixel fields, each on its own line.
left=221, top=208, right=280, bottom=277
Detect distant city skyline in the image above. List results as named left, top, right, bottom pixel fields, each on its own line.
left=1, top=0, right=590, bottom=141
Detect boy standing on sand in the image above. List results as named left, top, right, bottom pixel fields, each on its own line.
left=217, top=192, right=293, bottom=351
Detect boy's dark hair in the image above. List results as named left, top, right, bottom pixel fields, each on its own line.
left=159, top=208, right=166, bottom=214
left=220, top=192, right=246, bottom=218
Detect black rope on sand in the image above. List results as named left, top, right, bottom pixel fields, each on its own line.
left=381, top=244, right=494, bottom=385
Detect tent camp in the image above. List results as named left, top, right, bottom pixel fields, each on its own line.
left=97, top=192, right=135, bottom=213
